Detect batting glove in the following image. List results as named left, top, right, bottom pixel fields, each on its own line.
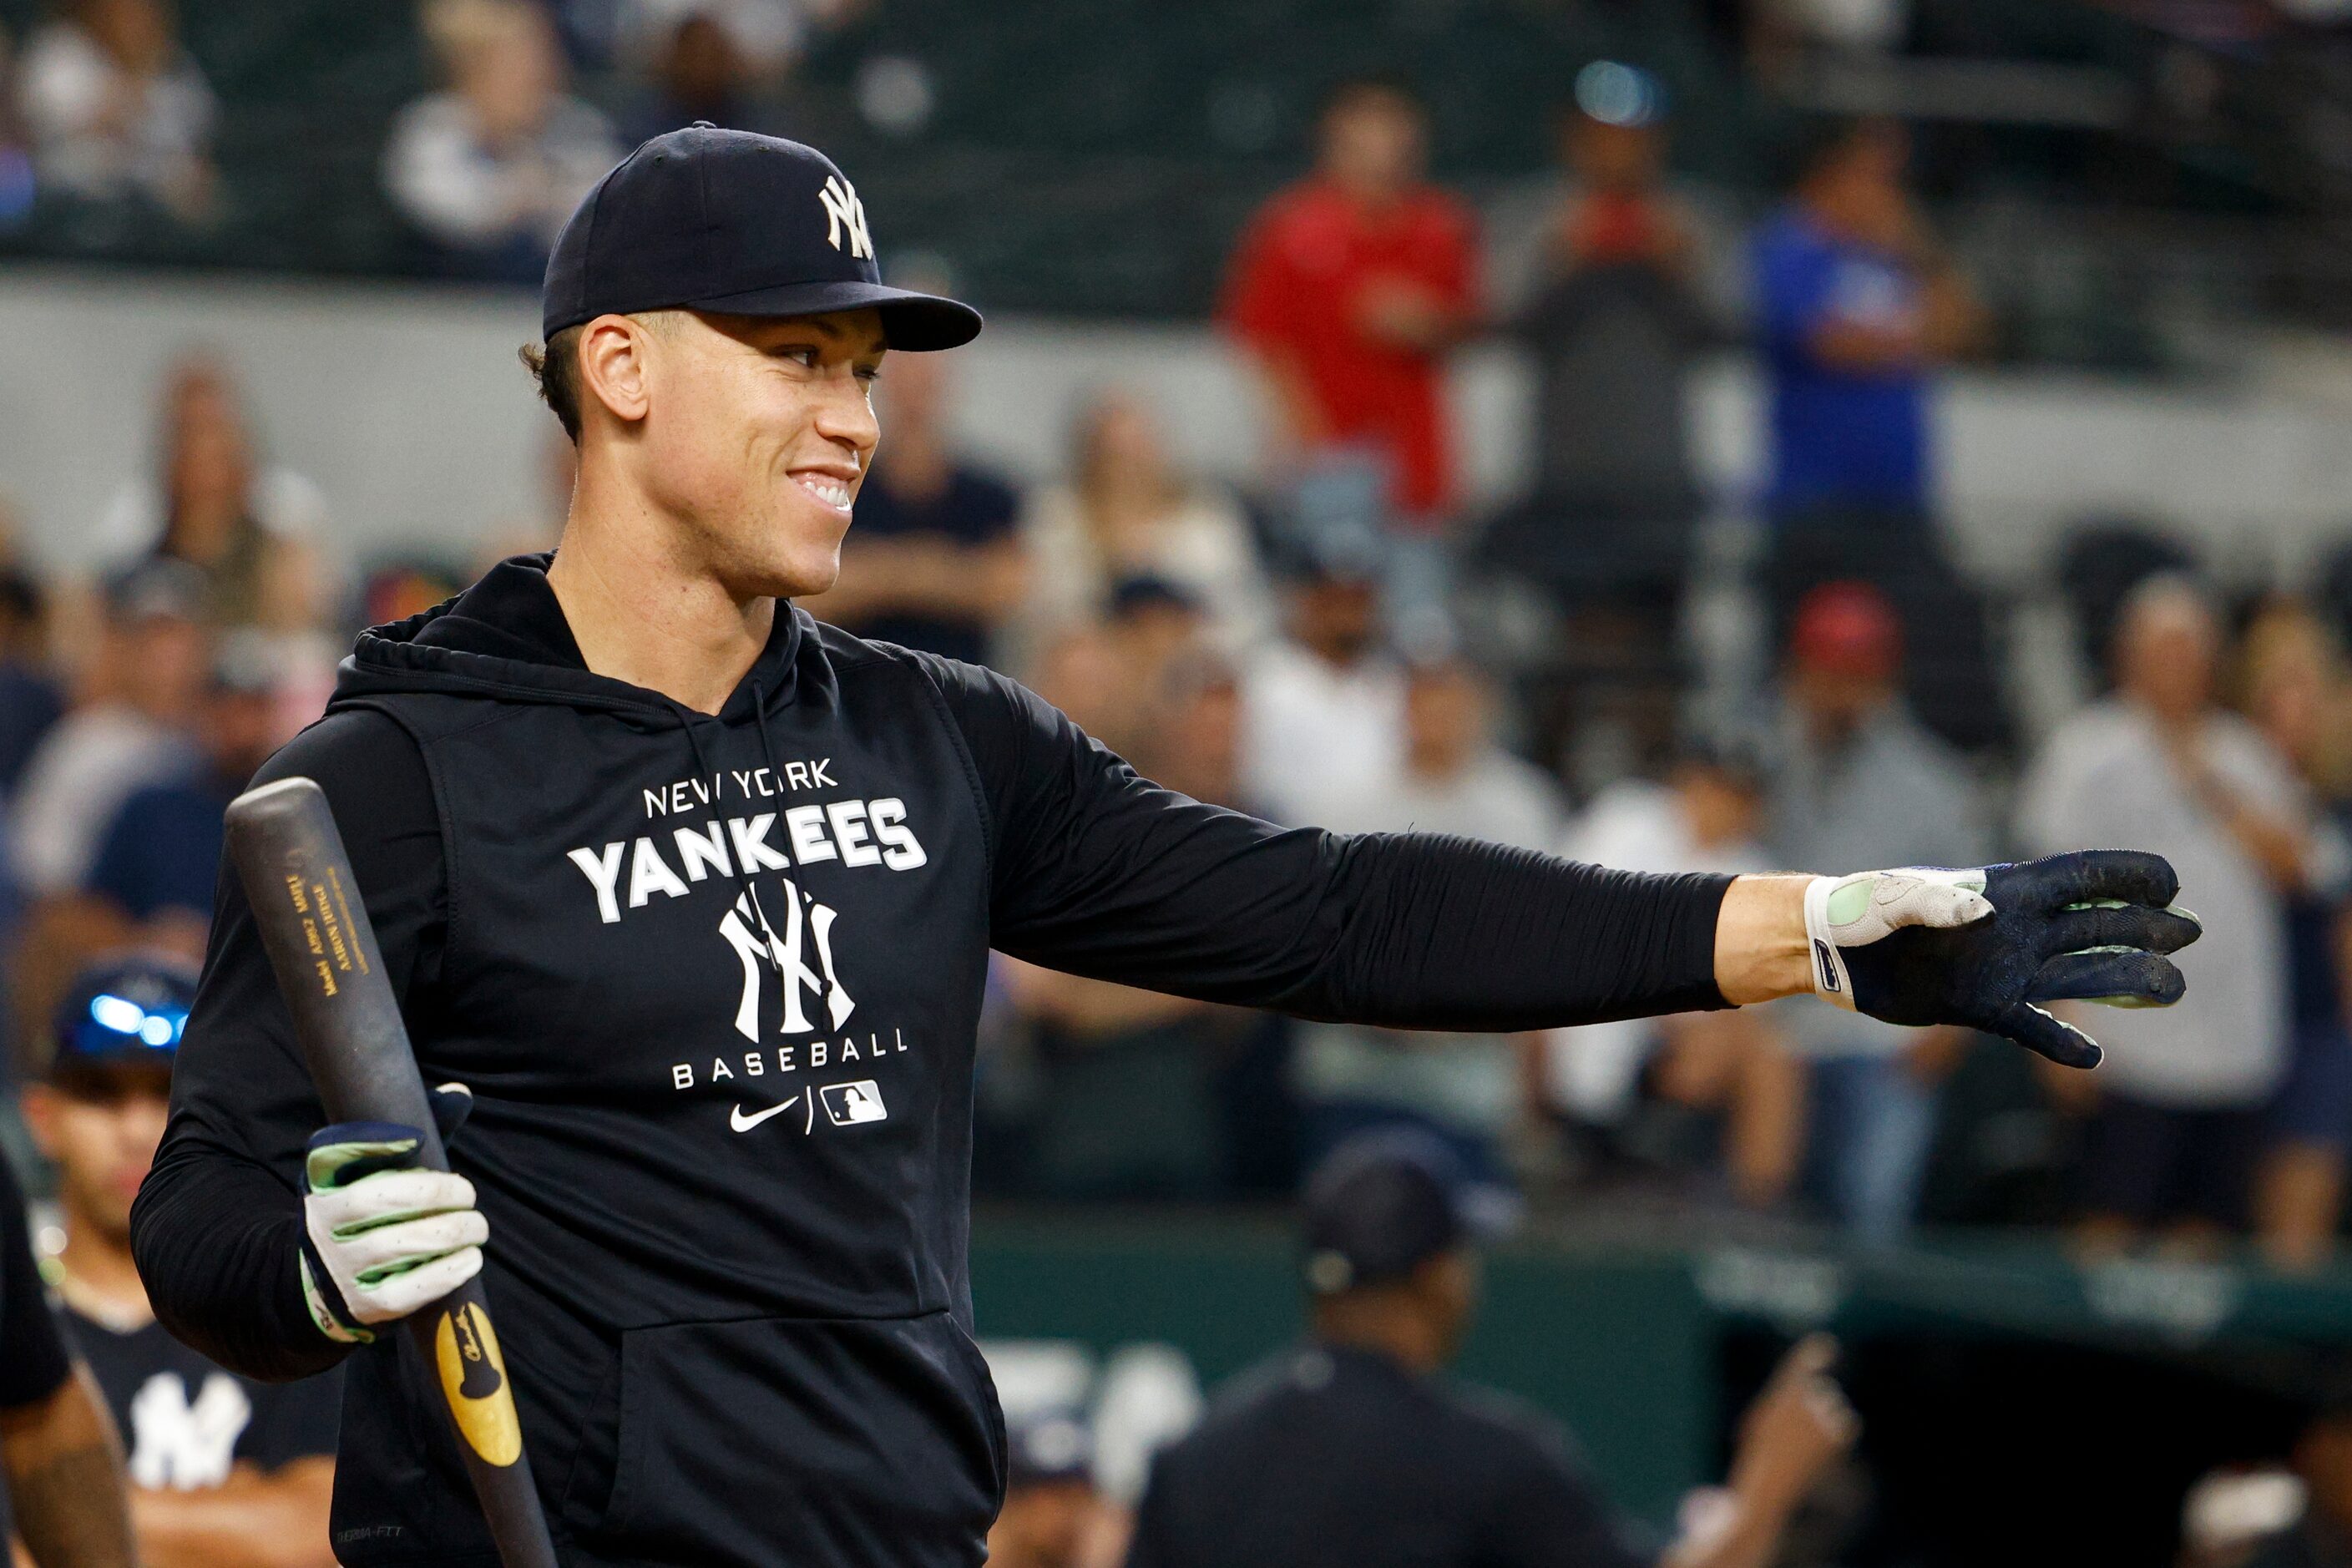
left=299, top=1083, right=485, bottom=1345
left=1804, top=850, right=2201, bottom=1069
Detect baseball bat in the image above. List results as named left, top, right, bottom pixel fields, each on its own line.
left=225, top=776, right=562, bottom=1568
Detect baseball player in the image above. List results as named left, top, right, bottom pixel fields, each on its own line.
left=1125, top=1130, right=1854, bottom=1568
left=0, top=1114, right=139, bottom=1567
left=23, top=955, right=339, bottom=1567
left=131, top=126, right=2197, bottom=1568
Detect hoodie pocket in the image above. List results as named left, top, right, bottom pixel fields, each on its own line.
left=581, top=1309, right=1004, bottom=1568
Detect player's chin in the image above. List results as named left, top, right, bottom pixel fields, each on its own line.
left=751, top=538, right=842, bottom=603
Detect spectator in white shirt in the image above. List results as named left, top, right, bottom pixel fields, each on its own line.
left=383, top=0, right=621, bottom=281
left=11, top=559, right=205, bottom=902
left=2017, top=574, right=2310, bottom=1245
left=19, top=0, right=215, bottom=221
left=1240, top=549, right=1404, bottom=825
left=10, top=560, right=206, bottom=1047
left=1547, top=736, right=1803, bottom=1209
left=1286, top=652, right=1563, bottom=1184
left=1023, top=390, right=1273, bottom=657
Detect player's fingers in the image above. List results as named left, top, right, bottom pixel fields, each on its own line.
left=2003, top=850, right=2179, bottom=913
left=340, top=1210, right=490, bottom=1276
left=2028, top=950, right=2186, bottom=1009
left=317, top=1168, right=477, bottom=1231
left=1991, top=1000, right=2103, bottom=1070
left=2036, top=903, right=2202, bottom=959
left=358, top=1245, right=483, bottom=1323
left=1776, top=1333, right=1839, bottom=1383
left=1808, top=1383, right=1861, bottom=1449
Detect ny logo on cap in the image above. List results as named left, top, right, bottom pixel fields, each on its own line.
left=818, top=175, right=873, bottom=261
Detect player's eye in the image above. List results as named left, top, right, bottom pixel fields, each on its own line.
left=771, top=345, right=822, bottom=368
left=853, top=362, right=883, bottom=384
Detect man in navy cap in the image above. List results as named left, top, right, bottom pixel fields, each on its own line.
left=0, top=1059, right=138, bottom=1565
left=986, top=1409, right=1102, bottom=1568
left=1125, top=1131, right=1856, bottom=1568
left=136, top=124, right=2195, bottom=1568
left=23, top=955, right=340, bottom=1566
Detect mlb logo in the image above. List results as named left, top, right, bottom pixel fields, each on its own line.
left=820, top=1080, right=887, bottom=1125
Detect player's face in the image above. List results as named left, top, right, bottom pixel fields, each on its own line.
left=25, top=1076, right=171, bottom=1242
left=989, top=1479, right=1095, bottom=1568
left=642, top=307, right=887, bottom=600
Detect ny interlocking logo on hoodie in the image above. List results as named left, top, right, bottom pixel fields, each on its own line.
left=566, top=764, right=928, bottom=1123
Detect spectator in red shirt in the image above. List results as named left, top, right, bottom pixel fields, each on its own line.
left=1222, top=78, right=1479, bottom=531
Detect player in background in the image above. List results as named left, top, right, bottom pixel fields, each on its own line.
left=985, top=1410, right=1107, bottom=1568
left=23, top=956, right=338, bottom=1568
left=0, top=1135, right=137, bottom=1566
left=1125, top=1132, right=1855, bottom=1568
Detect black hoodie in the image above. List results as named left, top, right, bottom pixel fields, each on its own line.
left=133, top=556, right=1730, bottom=1568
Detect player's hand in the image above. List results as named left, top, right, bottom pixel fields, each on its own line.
left=299, top=1083, right=484, bottom=1344
left=1730, top=1335, right=1858, bottom=1516
left=1806, top=851, right=2201, bottom=1069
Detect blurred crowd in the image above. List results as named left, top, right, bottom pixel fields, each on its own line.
left=0, top=62, right=2349, bottom=1282
left=0, top=0, right=852, bottom=266
left=0, top=8, right=2344, bottom=1568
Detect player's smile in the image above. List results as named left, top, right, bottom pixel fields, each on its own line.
left=791, top=465, right=858, bottom=518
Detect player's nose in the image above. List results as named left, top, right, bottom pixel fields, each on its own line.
left=812, top=376, right=881, bottom=456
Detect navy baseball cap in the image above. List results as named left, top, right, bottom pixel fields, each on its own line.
left=1005, top=1408, right=1095, bottom=1490
left=542, top=124, right=982, bottom=351
left=1300, top=1128, right=1519, bottom=1294
left=49, top=954, right=196, bottom=1086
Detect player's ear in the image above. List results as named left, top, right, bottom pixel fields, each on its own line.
left=578, top=313, right=655, bottom=428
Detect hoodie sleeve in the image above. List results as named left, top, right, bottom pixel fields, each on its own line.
left=923, top=657, right=1731, bottom=1030
left=131, top=706, right=448, bottom=1382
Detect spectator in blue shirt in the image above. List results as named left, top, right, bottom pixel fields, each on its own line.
left=1753, top=118, right=1984, bottom=524
left=1750, top=119, right=2008, bottom=753
left=0, top=567, right=63, bottom=805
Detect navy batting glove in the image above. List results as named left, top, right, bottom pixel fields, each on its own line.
left=1804, top=851, right=2202, bottom=1069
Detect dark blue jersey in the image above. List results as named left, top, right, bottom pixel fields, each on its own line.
left=1129, top=1343, right=1655, bottom=1568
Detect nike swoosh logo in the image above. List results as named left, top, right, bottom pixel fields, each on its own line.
left=730, top=1096, right=800, bottom=1132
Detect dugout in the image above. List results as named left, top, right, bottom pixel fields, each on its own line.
left=973, top=1213, right=2337, bottom=1565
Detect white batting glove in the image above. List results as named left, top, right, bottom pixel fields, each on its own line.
left=298, top=1086, right=487, bottom=1344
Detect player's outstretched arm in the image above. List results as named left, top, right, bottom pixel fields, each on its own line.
left=1712, top=851, right=2200, bottom=1067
